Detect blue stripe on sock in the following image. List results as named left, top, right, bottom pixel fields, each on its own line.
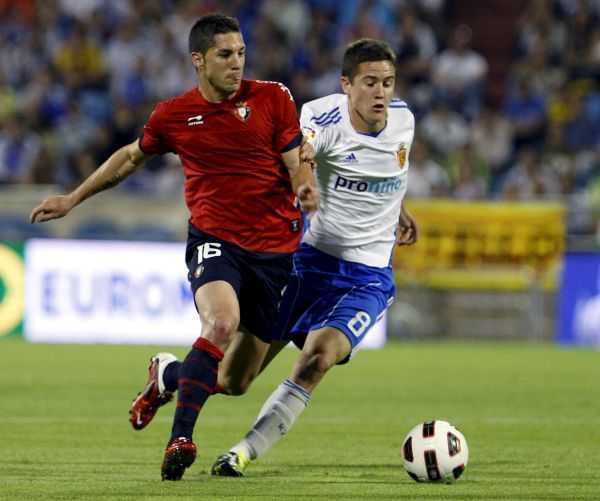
left=283, top=379, right=312, bottom=404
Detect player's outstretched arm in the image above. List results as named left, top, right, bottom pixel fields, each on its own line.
left=281, top=146, right=320, bottom=214
left=30, top=140, right=150, bottom=223
left=397, top=205, right=418, bottom=246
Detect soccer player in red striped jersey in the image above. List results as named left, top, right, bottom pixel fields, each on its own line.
left=30, top=13, right=319, bottom=481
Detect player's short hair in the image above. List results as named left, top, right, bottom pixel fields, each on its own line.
left=188, top=12, right=241, bottom=54
left=342, top=39, right=397, bottom=82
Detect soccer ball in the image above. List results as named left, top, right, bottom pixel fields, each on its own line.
left=401, top=420, right=469, bottom=483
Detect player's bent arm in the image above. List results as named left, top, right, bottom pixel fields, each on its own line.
left=397, top=205, right=418, bottom=246
left=30, top=140, right=151, bottom=223
left=281, top=146, right=320, bottom=213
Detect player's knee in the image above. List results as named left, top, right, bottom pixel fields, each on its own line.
left=203, top=314, right=239, bottom=345
left=297, top=348, right=336, bottom=383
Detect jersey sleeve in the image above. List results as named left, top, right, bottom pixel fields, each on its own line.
left=139, top=102, right=174, bottom=155
left=272, top=83, right=302, bottom=153
left=300, top=104, right=325, bottom=155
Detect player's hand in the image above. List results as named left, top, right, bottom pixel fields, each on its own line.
left=30, top=195, right=76, bottom=223
left=300, top=136, right=315, bottom=164
left=297, top=183, right=320, bottom=216
left=397, top=207, right=418, bottom=246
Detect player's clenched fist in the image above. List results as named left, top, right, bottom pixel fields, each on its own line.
left=296, top=183, right=320, bottom=214
left=30, top=195, right=76, bottom=224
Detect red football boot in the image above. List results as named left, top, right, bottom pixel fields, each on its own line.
left=161, top=437, right=197, bottom=481
left=130, top=352, right=178, bottom=430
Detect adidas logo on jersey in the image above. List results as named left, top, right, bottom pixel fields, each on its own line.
left=343, top=153, right=359, bottom=164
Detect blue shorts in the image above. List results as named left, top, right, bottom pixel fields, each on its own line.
left=272, top=243, right=395, bottom=362
left=185, top=223, right=293, bottom=342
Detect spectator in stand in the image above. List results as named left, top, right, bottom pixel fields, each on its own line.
left=0, top=0, right=597, bottom=205
left=452, top=156, right=488, bottom=201
left=419, top=99, right=470, bottom=156
left=564, top=1, right=597, bottom=79
left=588, top=27, right=600, bottom=78
left=431, top=25, right=488, bottom=120
left=404, top=137, right=450, bottom=198
left=52, top=22, right=107, bottom=92
left=501, top=147, right=559, bottom=199
left=104, top=17, right=148, bottom=95
left=22, top=66, right=72, bottom=127
left=502, top=78, right=547, bottom=151
left=470, top=103, right=514, bottom=192
left=261, top=0, right=311, bottom=48
left=516, top=0, right=568, bottom=61
left=0, top=113, right=41, bottom=184
left=0, top=70, right=18, bottom=122
left=510, top=39, right=567, bottom=99
left=395, top=6, right=437, bottom=85
left=28, top=144, right=57, bottom=185
left=54, top=101, right=99, bottom=160
left=562, top=88, right=599, bottom=151
left=447, top=143, right=490, bottom=193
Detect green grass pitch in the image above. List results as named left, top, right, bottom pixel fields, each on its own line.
left=1, top=339, right=599, bottom=500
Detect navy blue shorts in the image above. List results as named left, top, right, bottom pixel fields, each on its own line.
left=185, top=223, right=293, bottom=342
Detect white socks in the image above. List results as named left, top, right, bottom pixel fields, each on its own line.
left=231, top=379, right=311, bottom=460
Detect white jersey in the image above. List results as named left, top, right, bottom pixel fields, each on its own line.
left=301, top=93, right=415, bottom=268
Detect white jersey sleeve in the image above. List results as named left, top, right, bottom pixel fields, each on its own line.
left=300, top=95, right=341, bottom=156
left=300, top=94, right=415, bottom=268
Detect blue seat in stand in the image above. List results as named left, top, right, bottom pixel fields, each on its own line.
left=71, top=219, right=124, bottom=240
left=0, top=214, right=51, bottom=241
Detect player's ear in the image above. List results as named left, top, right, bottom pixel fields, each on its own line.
left=191, top=52, right=204, bottom=72
left=340, top=76, right=351, bottom=95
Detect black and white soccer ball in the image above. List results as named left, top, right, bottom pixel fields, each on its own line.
left=401, top=420, right=468, bottom=483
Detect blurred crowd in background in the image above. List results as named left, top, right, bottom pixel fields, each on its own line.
left=1, top=0, right=600, bottom=211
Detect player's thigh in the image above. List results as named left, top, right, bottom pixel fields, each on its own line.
left=186, top=229, right=245, bottom=341
left=195, top=281, right=241, bottom=343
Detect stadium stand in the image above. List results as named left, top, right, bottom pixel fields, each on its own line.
left=1, top=0, right=598, bottom=244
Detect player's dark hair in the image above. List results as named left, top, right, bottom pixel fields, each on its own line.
left=342, top=38, right=397, bottom=82
left=188, top=12, right=241, bottom=54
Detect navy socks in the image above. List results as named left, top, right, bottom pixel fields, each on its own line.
left=169, top=338, right=223, bottom=443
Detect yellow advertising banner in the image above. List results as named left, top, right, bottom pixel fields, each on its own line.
left=0, top=243, right=24, bottom=336
left=394, top=200, right=566, bottom=290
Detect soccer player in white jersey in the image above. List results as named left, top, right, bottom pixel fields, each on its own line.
left=211, top=38, right=418, bottom=477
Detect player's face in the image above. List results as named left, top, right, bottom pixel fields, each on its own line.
left=341, top=60, right=395, bottom=133
left=193, top=32, right=245, bottom=100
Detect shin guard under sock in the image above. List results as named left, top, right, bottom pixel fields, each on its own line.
left=169, top=338, right=223, bottom=443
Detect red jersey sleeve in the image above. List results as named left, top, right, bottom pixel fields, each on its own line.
left=271, top=83, right=302, bottom=153
left=139, top=101, right=174, bottom=155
